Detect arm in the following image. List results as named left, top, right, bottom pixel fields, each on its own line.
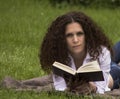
left=52, top=74, right=67, bottom=91
left=94, top=47, right=111, bottom=94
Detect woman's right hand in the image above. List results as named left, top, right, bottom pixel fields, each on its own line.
left=66, top=78, right=96, bottom=95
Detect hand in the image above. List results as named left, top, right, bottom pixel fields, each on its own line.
left=72, top=81, right=92, bottom=95
left=65, top=78, right=96, bottom=95
left=89, top=82, right=97, bottom=93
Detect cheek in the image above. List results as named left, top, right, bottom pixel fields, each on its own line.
left=80, top=36, right=85, bottom=42
left=66, top=39, right=72, bottom=47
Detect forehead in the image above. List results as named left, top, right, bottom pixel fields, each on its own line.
left=65, top=22, right=84, bottom=33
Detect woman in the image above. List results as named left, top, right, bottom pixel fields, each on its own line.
left=40, top=11, right=114, bottom=94
left=1, top=11, right=120, bottom=94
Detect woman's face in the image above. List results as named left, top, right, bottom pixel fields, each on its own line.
left=65, top=22, right=85, bottom=56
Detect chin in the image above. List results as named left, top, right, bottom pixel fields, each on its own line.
left=70, top=49, right=84, bottom=55
left=73, top=51, right=83, bottom=55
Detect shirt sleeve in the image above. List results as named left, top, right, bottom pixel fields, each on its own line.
left=94, top=47, right=111, bottom=94
left=52, top=74, right=67, bottom=91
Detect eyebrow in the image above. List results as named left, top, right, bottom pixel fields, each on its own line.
left=65, top=31, right=84, bottom=35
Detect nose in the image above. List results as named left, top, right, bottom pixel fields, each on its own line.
left=73, top=35, right=79, bottom=43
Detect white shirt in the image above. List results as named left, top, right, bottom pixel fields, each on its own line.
left=52, top=46, right=111, bottom=94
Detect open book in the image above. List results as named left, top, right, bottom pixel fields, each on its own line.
left=52, top=61, right=104, bottom=81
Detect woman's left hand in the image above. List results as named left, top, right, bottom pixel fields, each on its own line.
left=89, top=82, right=97, bottom=93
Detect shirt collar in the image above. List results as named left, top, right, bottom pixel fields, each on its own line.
left=68, top=52, right=92, bottom=69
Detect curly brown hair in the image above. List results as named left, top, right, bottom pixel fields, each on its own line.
left=39, top=11, right=113, bottom=73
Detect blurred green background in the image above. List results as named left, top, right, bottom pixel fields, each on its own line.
left=0, top=0, right=120, bottom=98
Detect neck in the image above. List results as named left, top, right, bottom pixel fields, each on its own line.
left=70, top=50, right=86, bottom=61
left=70, top=50, right=86, bottom=69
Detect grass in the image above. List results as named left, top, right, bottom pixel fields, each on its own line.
left=0, top=0, right=120, bottom=98
left=0, top=89, right=109, bottom=99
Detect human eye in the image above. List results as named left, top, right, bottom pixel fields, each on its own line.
left=77, top=32, right=84, bottom=36
left=65, top=33, right=73, bottom=38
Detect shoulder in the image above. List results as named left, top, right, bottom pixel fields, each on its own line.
left=99, top=46, right=111, bottom=65
left=101, top=46, right=111, bottom=57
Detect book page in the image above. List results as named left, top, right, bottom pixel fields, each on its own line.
left=76, top=61, right=101, bottom=73
left=53, top=61, right=76, bottom=75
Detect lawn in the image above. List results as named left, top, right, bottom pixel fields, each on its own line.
left=0, top=0, right=120, bottom=98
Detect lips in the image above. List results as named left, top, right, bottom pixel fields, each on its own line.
left=73, top=45, right=81, bottom=48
